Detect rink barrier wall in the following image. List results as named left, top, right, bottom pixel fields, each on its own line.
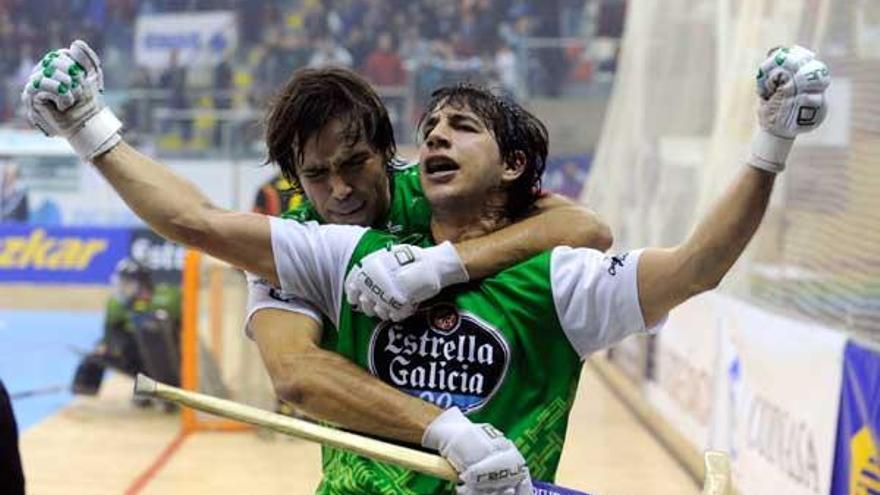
left=599, top=293, right=879, bottom=495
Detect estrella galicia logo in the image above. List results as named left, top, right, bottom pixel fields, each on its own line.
left=607, top=252, right=629, bottom=276
left=368, top=303, right=510, bottom=413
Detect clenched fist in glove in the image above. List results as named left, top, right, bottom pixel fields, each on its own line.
left=423, top=407, right=533, bottom=495
left=750, top=45, right=831, bottom=173
left=345, top=241, right=469, bottom=321
left=21, top=40, right=122, bottom=160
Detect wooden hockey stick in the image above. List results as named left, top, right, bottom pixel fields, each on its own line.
left=701, top=450, right=732, bottom=495
left=134, top=374, right=587, bottom=494
left=134, top=373, right=730, bottom=494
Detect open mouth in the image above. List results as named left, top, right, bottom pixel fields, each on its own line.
left=424, top=156, right=460, bottom=177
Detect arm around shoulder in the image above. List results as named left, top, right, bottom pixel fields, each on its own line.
left=456, top=193, right=613, bottom=280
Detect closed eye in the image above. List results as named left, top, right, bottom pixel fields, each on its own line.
left=340, top=153, right=370, bottom=170
left=301, top=169, right=327, bottom=180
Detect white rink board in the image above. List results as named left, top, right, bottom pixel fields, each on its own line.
left=715, top=295, right=845, bottom=495
left=645, top=293, right=721, bottom=449
left=643, top=293, right=845, bottom=495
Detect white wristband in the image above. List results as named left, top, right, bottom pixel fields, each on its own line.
left=432, top=241, right=470, bottom=286
left=748, top=129, right=794, bottom=174
left=68, top=107, right=123, bottom=160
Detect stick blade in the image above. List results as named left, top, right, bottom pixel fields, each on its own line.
left=133, top=373, right=158, bottom=397
left=701, top=450, right=732, bottom=495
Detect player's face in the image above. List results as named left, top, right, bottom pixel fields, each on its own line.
left=297, top=119, right=391, bottom=226
left=418, top=104, right=506, bottom=212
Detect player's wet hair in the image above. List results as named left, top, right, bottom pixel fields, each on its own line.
left=418, top=84, right=548, bottom=219
left=265, top=67, right=396, bottom=192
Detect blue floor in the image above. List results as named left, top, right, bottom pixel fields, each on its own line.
left=0, top=310, right=103, bottom=431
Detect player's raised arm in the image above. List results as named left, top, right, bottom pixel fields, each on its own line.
left=636, top=46, right=831, bottom=327
left=20, top=40, right=277, bottom=283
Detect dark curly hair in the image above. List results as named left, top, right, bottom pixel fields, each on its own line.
left=417, top=84, right=549, bottom=219
left=264, top=67, right=396, bottom=193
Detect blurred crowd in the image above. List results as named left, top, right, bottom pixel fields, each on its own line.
left=0, top=0, right=624, bottom=148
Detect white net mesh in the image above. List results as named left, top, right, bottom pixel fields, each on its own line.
left=191, top=255, right=276, bottom=413
left=584, top=0, right=880, bottom=338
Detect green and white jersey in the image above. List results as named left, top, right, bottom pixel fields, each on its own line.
left=245, top=160, right=431, bottom=334
left=269, top=217, right=660, bottom=495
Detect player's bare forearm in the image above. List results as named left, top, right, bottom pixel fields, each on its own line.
left=638, top=167, right=775, bottom=326
left=456, top=194, right=613, bottom=280
left=251, top=309, right=441, bottom=444
left=92, top=141, right=278, bottom=282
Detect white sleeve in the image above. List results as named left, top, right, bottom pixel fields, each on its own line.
left=269, top=217, right=366, bottom=328
left=243, top=272, right=323, bottom=340
left=550, top=247, right=665, bottom=359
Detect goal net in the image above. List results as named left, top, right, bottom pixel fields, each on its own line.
left=180, top=250, right=276, bottom=432
left=584, top=0, right=880, bottom=338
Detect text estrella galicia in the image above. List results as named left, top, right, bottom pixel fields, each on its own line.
left=368, top=303, right=510, bottom=413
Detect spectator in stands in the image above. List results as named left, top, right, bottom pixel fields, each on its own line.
left=362, top=32, right=406, bottom=86
left=493, top=41, right=521, bottom=97
left=399, top=25, right=430, bottom=72
left=213, top=52, right=234, bottom=146
left=215, top=53, right=234, bottom=109
left=0, top=164, right=28, bottom=223
left=303, top=2, right=328, bottom=40
left=0, top=0, right=618, bottom=134
left=346, top=25, right=372, bottom=70
left=13, top=44, right=36, bottom=88
left=308, top=37, right=353, bottom=68
left=159, top=49, right=190, bottom=141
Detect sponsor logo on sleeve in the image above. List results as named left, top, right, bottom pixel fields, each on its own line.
left=269, top=287, right=300, bottom=303
left=607, top=252, right=629, bottom=276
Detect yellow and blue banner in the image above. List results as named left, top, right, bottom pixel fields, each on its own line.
left=831, top=341, right=880, bottom=495
left=0, top=225, right=132, bottom=284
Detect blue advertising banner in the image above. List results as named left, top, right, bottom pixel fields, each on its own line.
left=128, top=228, right=184, bottom=286
left=0, top=225, right=132, bottom=284
left=831, top=341, right=880, bottom=495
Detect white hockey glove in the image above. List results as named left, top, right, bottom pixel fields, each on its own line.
left=344, top=241, right=468, bottom=321
left=750, top=45, right=831, bottom=173
left=422, top=407, right=533, bottom=495
left=21, top=40, right=122, bottom=160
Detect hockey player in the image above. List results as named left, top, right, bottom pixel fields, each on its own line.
left=23, top=42, right=829, bottom=494
left=250, top=67, right=610, bottom=386
left=73, top=258, right=181, bottom=405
